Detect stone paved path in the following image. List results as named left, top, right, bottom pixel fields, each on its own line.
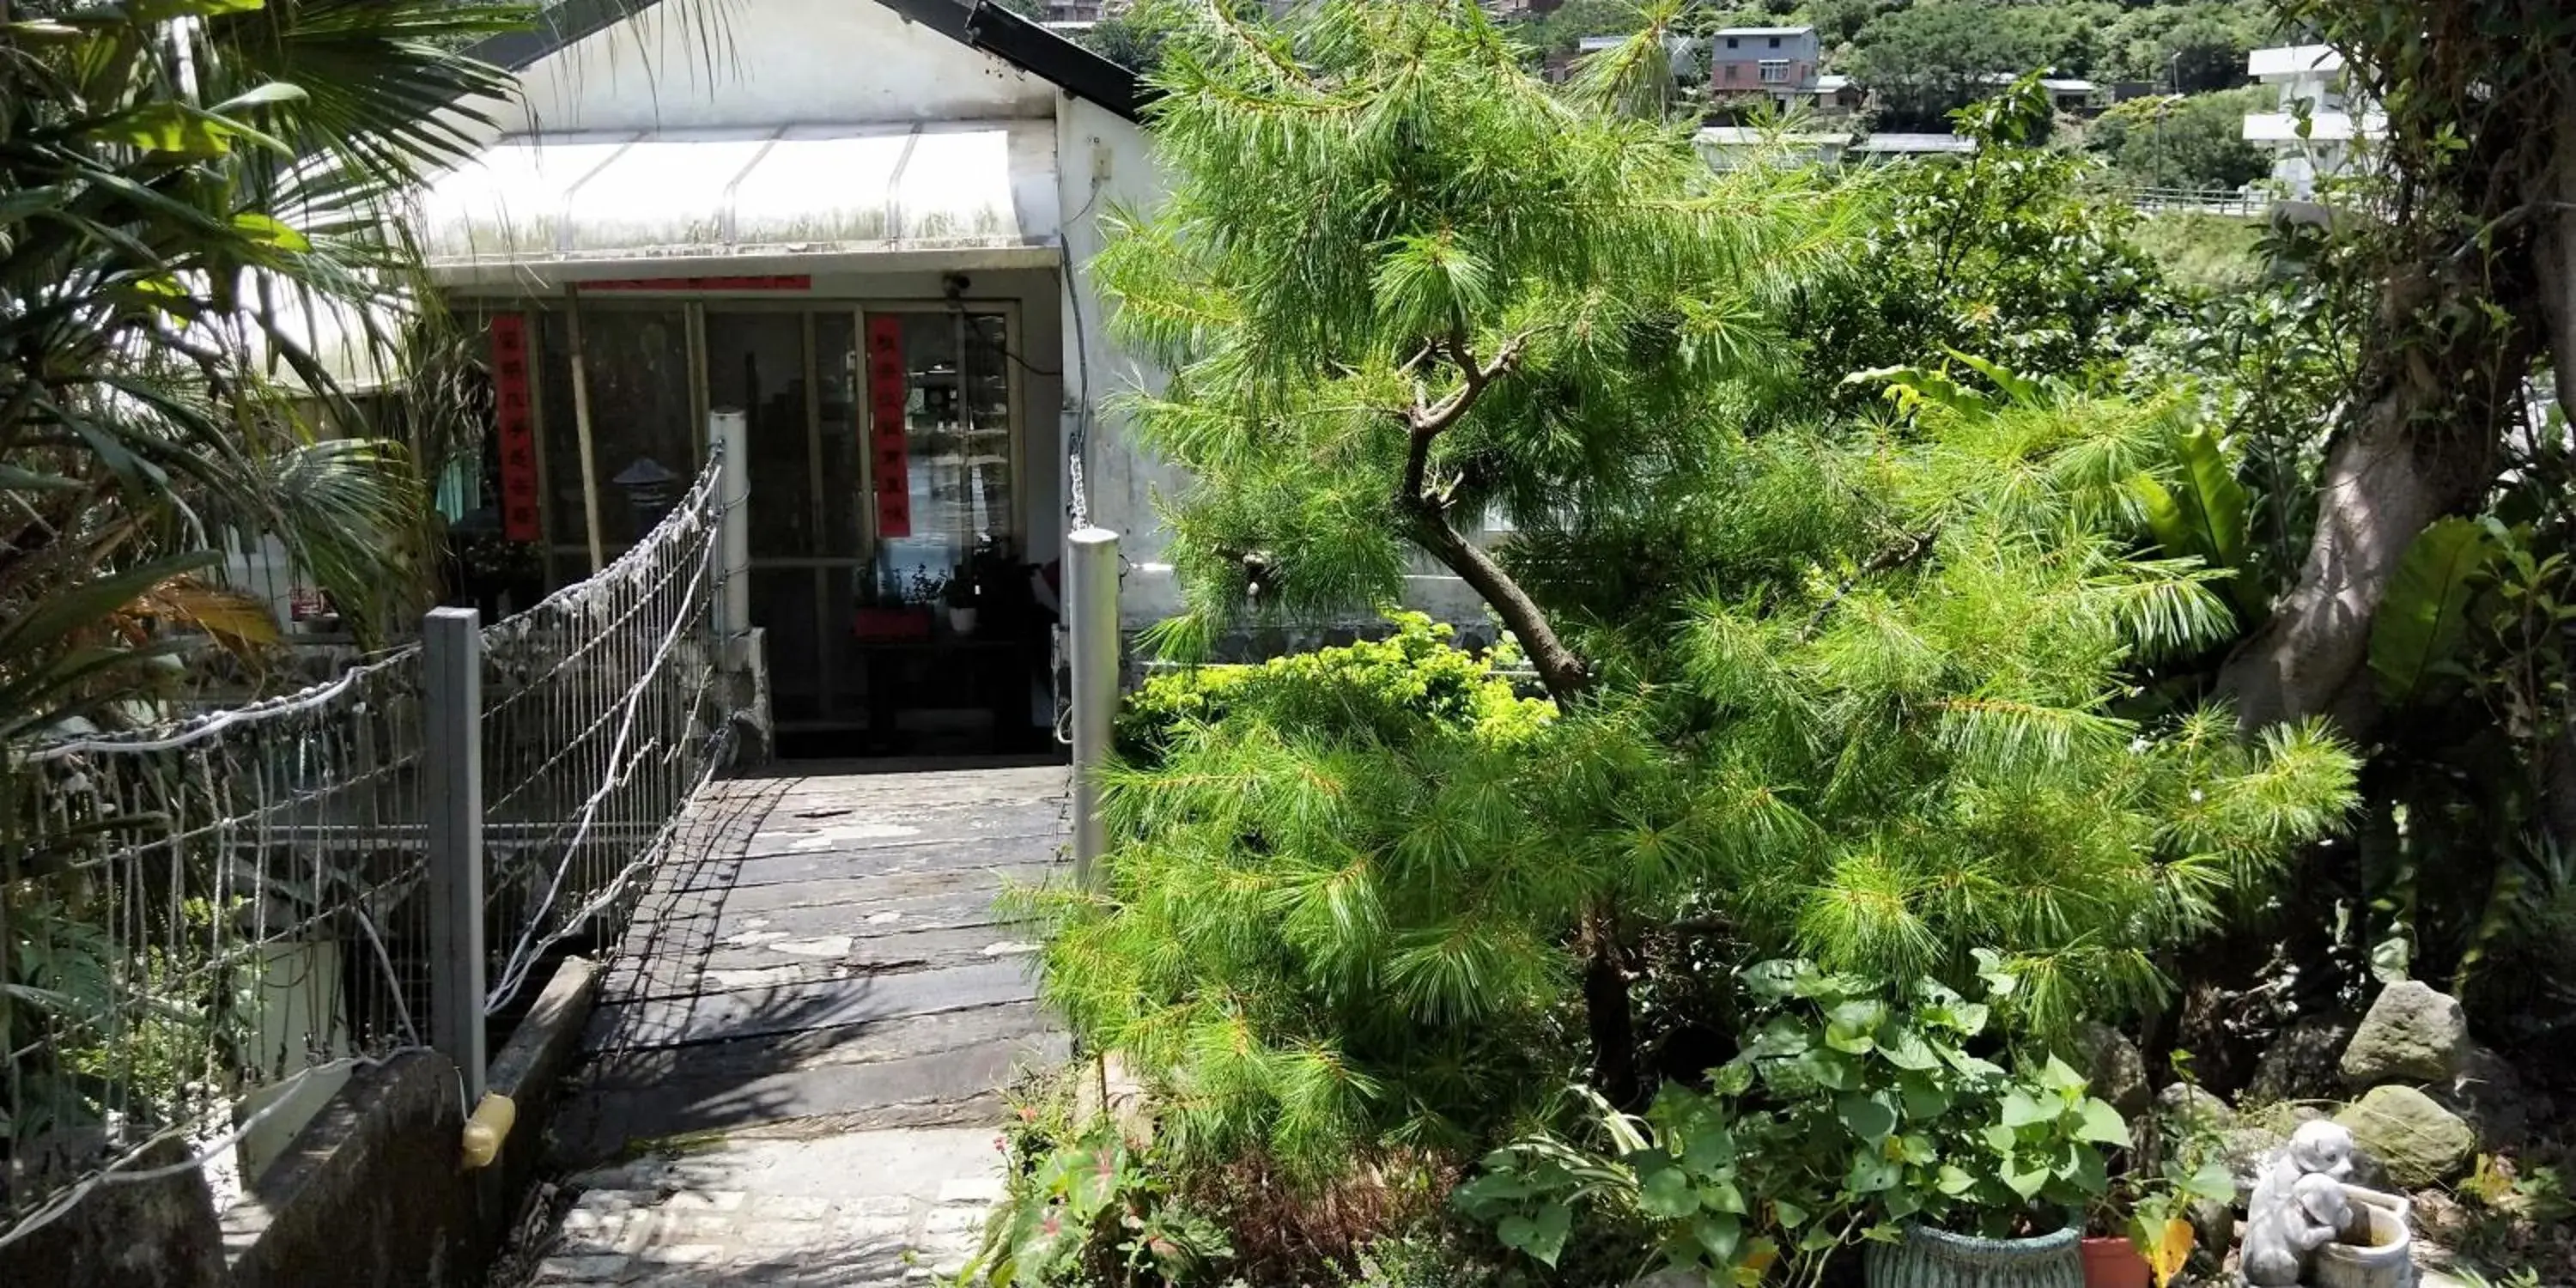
left=515, top=764, right=1072, bottom=1287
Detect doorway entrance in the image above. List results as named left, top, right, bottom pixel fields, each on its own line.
left=705, top=303, right=1047, bottom=757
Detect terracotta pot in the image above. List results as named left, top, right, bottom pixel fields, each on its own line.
left=1864, top=1225, right=2082, bottom=1288
left=2080, top=1236, right=2152, bottom=1288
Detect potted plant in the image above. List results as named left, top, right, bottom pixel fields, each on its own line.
left=854, top=568, right=935, bottom=641
left=944, top=562, right=980, bottom=635
left=1457, top=956, right=2130, bottom=1288
left=2086, top=1074, right=2237, bottom=1288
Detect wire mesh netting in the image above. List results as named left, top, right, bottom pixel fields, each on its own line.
left=0, top=453, right=738, bottom=1248
left=482, top=459, right=732, bottom=1013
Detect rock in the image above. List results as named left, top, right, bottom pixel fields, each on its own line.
left=2075, top=1021, right=2152, bottom=1118
left=2157, top=1081, right=2237, bottom=1135
left=2339, top=981, right=2470, bottom=1085
left=2218, top=1125, right=2287, bottom=1194
left=2245, top=1015, right=2358, bottom=1105
left=2186, top=1196, right=2237, bottom=1263
left=2436, top=1045, right=2532, bottom=1151
left=2334, top=1085, right=2476, bottom=1187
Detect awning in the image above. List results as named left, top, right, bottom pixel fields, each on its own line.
left=415, top=118, right=1061, bottom=283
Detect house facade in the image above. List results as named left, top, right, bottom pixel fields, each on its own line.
left=2242, top=44, right=2385, bottom=198
left=1708, top=26, right=1820, bottom=108
left=418, top=0, right=1179, bottom=757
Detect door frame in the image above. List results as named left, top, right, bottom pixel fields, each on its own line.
left=705, top=296, right=1026, bottom=732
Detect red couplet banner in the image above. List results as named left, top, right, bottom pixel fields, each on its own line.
left=489, top=314, right=541, bottom=543
left=865, top=315, right=912, bottom=539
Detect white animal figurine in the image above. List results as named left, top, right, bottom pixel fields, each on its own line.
left=2242, top=1120, right=2359, bottom=1285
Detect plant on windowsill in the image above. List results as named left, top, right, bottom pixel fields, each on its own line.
left=855, top=569, right=937, bottom=641
left=945, top=564, right=980, bottom=637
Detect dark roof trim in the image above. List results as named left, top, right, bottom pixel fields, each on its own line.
left=466, top=0, right=1150, bottom=124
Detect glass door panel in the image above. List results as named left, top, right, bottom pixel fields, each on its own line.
left=867, top=311, right=1014, bottom=601
left=705, top=311, right=812, bottom=561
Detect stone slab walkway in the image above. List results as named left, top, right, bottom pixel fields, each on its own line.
left=511, top=764, right=1072, bottom=1287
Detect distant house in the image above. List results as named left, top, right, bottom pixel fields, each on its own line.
left=1811, top=73, right=1864, bottom=115
left=1709, top=26, right=1819, bottom=109
left=2241, top=45, right=2385, bottom=199
left=1975, top=73, right=2105, bottom=115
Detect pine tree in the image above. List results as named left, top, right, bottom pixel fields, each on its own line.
left=1046, top=1, right=2360, bottom=1180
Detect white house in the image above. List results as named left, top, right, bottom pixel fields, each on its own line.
left=414, top=0, right=1179, bottom=756
left=2242, top=44, right=2385, bottom=199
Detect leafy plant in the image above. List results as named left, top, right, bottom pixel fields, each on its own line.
left=1458, top=958, right=2134, bottom=1287
left=2094, top=1063, right=2238, bottom=1288
left=963, top=1071, right=1230, bottom=1288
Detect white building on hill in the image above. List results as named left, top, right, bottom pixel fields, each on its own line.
left=2242, top=44, right=2385, bottom=199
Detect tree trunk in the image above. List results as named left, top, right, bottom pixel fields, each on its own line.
left=2215, top=386, right=2503, bottom=732
left=2221, top=103, right=2576, bottom=736
left=1406, top=502, right=1591, bottom=702
left=1582, top=909, right=1640, bottom=1107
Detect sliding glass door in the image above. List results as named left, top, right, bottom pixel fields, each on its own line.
left=707, top=303, right=1018, bottom=735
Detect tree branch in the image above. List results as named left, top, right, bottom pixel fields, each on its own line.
left=1401, top=331, right=1527, bottom=501
left=1387, top=329, right=1583, bottom=699
left=1803, top=527, right=1938, bottom=638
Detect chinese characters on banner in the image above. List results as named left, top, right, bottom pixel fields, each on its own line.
left=489, top=314, right=541, bottom=542
left=865, top=315, right=912, bottom=539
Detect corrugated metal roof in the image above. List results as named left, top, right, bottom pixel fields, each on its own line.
left=414, top=119, right=1060, bottom=273
left=1713, top=26, right=1813, bottom=37
left=1848, top=133, right=1978, bottom=155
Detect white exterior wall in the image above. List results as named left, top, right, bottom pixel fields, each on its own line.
left=1050, top=94, right=1491, bottom=635
left=501, top=0, right=1053, bottom=132
left=1054, top=94, right=1185, bottom=624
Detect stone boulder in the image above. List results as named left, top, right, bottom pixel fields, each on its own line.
left=2074, top=1021, right=2152, bottom=1118
left=2339, top=981, right=2470, bottom=1085
left=2437, top=1045, right=2537, bottom=1151
left=2245, top=1014, right=2358, bottom=1105
left=2156, top=1081, right=2237, bottom=1135
left=2334, top=1085, right=2476, bottom=1187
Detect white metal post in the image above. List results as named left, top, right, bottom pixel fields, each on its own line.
left=423, top=606, right=486, bottom=1103
left=1066, top=527, right=1119, bottom=887
left=711, top=410, right=751, bottom=647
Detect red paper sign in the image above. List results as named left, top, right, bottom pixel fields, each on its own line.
left=489, top=313, right=541, bottom=543
left=865, top=315, right=912, bottom=539
left=579, top=275, right=812, bottom=293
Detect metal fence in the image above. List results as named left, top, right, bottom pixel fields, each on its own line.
left=0, top=450, right=740, bottom=1249
left=2121, top=185, right=2269, bottom=217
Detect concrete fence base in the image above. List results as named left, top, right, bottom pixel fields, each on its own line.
left=1, top=956, right=600, bottom=1288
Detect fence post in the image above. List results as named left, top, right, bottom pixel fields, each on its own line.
left=423, top=606, right=486, bottom=1103
left=1066, top=527, right=1119, bottom=888
left=711, top=410, right=751, bottom=647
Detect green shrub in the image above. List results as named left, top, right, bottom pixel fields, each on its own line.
left=1026, top=615, right=1595, bottom=1179
left=1113, top=612, right=1551, bottom=766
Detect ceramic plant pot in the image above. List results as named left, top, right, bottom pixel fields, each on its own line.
left=2312, top=1185, right=2413, bottom=1288
left=2079, top=1236, right=2152, bottom=1288
left=1865, top=1225, right=2084, bottom=1288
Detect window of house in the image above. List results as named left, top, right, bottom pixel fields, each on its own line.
left=1768, top=36, right=1781, bottom=48
left=1725, top=63, right=1740, bottom=82
left=1759, top=60, right=1789, bottom=83
left=1725, top=36, right=1738, bottom=48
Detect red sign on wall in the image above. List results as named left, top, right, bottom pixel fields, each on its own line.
left=864, top=315, right=912, bottom=539
left=580, top=275, right=812, bottom=293
left=489, top=313, right=541, bottom=543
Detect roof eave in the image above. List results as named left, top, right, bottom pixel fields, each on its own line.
left=465, top=0, right=1154, bottom=124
